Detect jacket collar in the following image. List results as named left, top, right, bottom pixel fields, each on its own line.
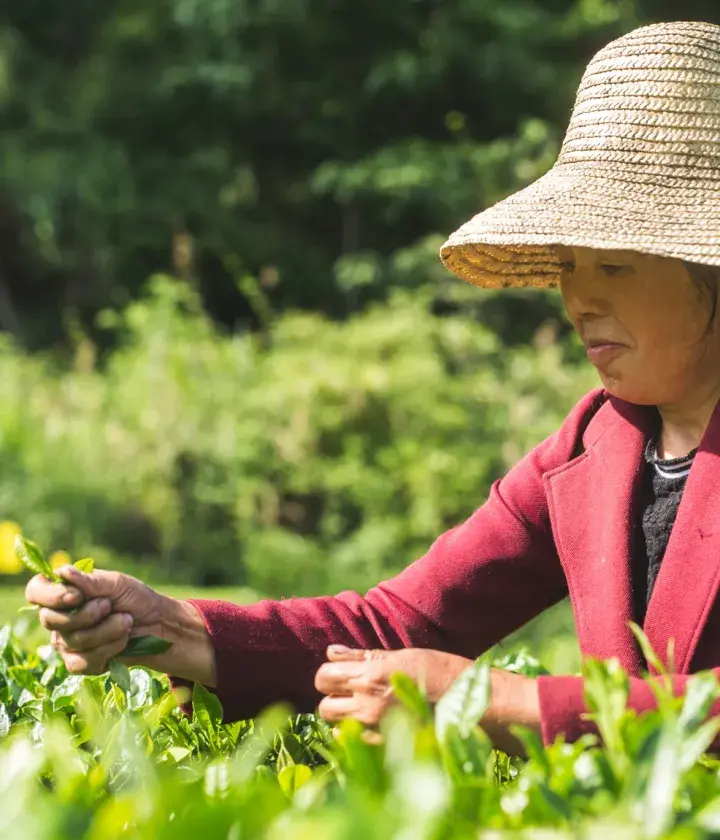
left=545, top=393, right=720, bottom=676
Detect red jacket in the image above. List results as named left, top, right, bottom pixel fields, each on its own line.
left=186, top=389, right=720, bottom=744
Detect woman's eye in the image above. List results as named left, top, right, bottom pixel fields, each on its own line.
left=559, top=261, right=575, bottom=273
left=600, top=264, right=624, bottom=276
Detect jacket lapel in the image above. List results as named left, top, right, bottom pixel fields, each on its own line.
left=643, top=398, right=720, bottom=674
left=544, top=397, right=655, bottom=677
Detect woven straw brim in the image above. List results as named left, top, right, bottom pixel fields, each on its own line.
left=440, top=164, right=720, bottom=289
left=440, top=20, right=720, bottom=289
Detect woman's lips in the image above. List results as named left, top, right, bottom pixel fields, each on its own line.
left=585, top=343, right=627, bottom=366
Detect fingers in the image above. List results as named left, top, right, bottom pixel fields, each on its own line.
left=39, top=598, right=112, bottom=632
left=326, top=646, right=388, bottom=662
left=315, top=661, right=365, bottom=695
left=315, top=660, right=395, bottom=700
left=326, top=645, right=367, bottom=662
left=55, top=566, right=121, bottom=599
left=51, top=612, right=132, bottom=654
left=318, top=694, right=390, bottom=727
left=61, top=635, right=132, bottom=676
left=26, top=575, right=84, bottom=611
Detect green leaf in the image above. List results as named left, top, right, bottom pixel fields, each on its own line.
left=14, top=536, right=56, bottom=581
left=277, top=763, right=313, bottom=797
left=440, top=723, right=491, bottom=782
left=73, top=557, right=95, bottom=573
left=642, top=726, right=682, bottom=839
left=108, top=658, right=131, bottom=692
left=389, top=672, right=432, bottom=724
left=629, top=622, right=667, bottom=676
left=166, top=746, right=192, bottom=764
left=51, top=675, right=84, bottom=706
left=128, top=669, right=153, bottom=711
left=192, top=682, right=224, bottom=739
left=678, top=716, right=720, bottom=774
left=679, top=672, right=720, bottom=733
left=122, top=635, right=172, bottom=657
left=435, top=659, right=491, bottom=743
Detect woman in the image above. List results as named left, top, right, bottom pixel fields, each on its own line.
left=25, top=21, right=720, bottom=754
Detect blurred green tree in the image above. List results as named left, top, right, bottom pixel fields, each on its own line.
left=2, top=0, right=692, bottom=347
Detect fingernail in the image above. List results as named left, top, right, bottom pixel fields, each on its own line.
left=62, top=590, right=80, bottom=606
left=122, top=614, right=133, bottom=629
left=328, top=645, right=351, bottom=654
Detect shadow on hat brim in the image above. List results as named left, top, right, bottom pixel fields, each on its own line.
left=440, top=165, right=720, bottom=289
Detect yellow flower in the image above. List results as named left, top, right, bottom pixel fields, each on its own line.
left=0, top=522, right=23, bottom=574
left=50, top=551, right=73, bottom=572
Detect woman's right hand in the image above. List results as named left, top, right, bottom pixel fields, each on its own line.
left=24, top=566, right=216, bottom=684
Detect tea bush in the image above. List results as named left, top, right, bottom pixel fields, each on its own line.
left=0, top=276, right=595, bottom=595
left=2, top=609, right=720, bottom=839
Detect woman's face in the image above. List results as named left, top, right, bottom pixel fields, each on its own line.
left=559, top=246, right=720, bottom=406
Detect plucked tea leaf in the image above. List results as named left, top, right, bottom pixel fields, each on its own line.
left=122, top=636, right=172, bottom=657
left=73, top=557, right=95, bottom=573
left=14, top=536, right=56, bottom=581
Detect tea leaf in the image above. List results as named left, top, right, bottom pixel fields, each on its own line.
left=435, top=659, right=490, bottom=743
left=108, top=659, right=131, bottom=693
left=14, top=536, right=57, bottom=581
left=73, top=558, right=95, bottom=573
left=278, top=763, right=313, bottom=796
left=192, top=682, right=224, bottom=739
left=122, top=636, right=172, bottom=657
left=390, top=672, right=432, bottom=724
left=0, top=705, right=9, bottom=739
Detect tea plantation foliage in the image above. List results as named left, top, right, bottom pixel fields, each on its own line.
left=0, top=276, right=596, bottom=594
left=0, top=609, right=719, bottom=839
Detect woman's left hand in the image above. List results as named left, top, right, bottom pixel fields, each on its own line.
left=314, top=646, right=541, bottom=755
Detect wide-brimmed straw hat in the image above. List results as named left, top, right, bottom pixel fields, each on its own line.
left=440, top=21, right=720, bottom=289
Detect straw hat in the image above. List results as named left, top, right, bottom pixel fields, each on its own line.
left=440, top=21, right=720, bottom=289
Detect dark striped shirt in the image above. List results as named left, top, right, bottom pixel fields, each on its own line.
left=633, top=439, right=698, bottom=625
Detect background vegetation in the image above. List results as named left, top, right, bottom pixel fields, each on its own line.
left=0, top=0, right=717, bottom=627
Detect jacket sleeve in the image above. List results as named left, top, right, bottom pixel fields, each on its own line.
left=177, top=391, right=604, bottom=723
left=537, top=672, right=720, bottom=746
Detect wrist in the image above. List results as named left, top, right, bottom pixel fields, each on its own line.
left=481, top=671, right=541, bottom=755
left=140, top=596, right=217, bottom=686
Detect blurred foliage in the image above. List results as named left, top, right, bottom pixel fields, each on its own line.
left=0, top=275, right=595, bottom=593
left=0, top=614, right=718, bottom=838
left=1, top=0, right=716, bottom=348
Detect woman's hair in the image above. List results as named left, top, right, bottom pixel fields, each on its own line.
left=684, top=261, right=719, bottom=335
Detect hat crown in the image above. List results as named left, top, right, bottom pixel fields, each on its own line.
left=557, top=21, right=720, bottom=176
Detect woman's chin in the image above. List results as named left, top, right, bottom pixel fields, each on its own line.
left=596, top=374, right=660, bottom=406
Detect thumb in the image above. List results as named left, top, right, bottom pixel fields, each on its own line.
left=56, top=566, right=119, bottom=599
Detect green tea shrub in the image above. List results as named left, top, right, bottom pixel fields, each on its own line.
left=0, top=611, right=717, bottom=839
